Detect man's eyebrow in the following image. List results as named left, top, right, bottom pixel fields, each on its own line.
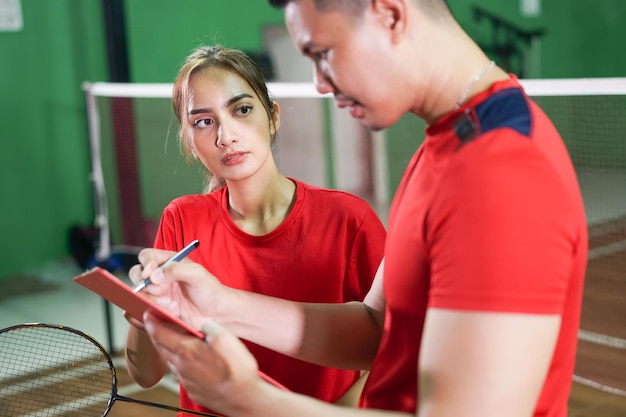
left=189, top=93, right=254, bottom=115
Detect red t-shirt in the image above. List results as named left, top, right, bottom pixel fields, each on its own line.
left=360, top=76, right=587, bottom=416
left=154, top=179, right=386, bottom=415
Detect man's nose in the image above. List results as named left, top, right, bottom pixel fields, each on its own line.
left=313, top=64, right=334, bottom=95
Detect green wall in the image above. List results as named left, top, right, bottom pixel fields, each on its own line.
left=124, top=1, right=284, bottom=82
left=0, top=1, right=105, bottom=280
left=0, top=0, right=624, bottom=281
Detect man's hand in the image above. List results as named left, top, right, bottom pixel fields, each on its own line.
left=143, top=311, right=263, bottom=415
left=127, top=248, right=233, bottom=329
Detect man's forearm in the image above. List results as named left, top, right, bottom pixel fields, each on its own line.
left=217, top=291, right=382, bottom=370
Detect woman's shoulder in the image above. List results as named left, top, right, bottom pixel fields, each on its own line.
left=295, top=179, right=376, bottom=213
left=163, top=190, right=222, bottom=213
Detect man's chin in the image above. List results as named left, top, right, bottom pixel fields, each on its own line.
left=367, top=123, right=387, bottom=132
left=356, top=116, right=388, bottom=132
left=362, top=110, right=406, bottom=132
left=345, top=104, right=393, bottom=132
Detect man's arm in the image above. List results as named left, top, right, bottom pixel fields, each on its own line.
left=143, top=311, right=409, bottom=417
left=219, top=259, right=386, bottom=370
left=417, top=309, right=560, bottom=417
left=137, top=249, right=386, bottom=370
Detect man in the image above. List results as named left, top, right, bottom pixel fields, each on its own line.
left=136, top=1, right=588, bottom=416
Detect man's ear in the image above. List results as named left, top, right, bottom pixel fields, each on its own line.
left=372, top=0, right=408, bottom=41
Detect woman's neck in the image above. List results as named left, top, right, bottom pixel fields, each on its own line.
left=226, top=174, right=297, bottom=236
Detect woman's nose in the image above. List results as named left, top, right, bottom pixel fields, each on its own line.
left=216, top=120, right=238, bottom=147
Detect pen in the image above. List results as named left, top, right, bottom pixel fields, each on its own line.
left=133, top=239, right=200, bottom=293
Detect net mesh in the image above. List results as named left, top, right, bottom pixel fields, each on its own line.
left=84, top=79, right=626, bottom=396
left=530, top=92, right=626, bottom=396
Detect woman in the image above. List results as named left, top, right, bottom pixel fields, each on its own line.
left=124, top=45, right=386, bottom=415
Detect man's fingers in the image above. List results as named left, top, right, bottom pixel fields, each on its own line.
left=128, top=264, right=144, bottom=285
left=202, top=320, right=227, bottom=343
left=156, top=261, right=208, bottom=286
left=202, top=320, right=259, bottom=378
left=137, top=248, right=176, bottom=272
left=134, top=248, right=194, bottom=286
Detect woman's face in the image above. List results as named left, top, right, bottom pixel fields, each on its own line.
left=186, top=67, right=279, bottom=183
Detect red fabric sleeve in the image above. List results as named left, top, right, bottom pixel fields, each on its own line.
left=427, top=132, right=579, bottom=314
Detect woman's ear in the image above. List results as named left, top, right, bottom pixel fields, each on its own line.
left=270, top=101, right=281, bottom=135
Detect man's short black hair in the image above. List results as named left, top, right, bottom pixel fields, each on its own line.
left=268, top=0, right=370, bottom=16
left=268, top=0, right=452, bottom=18
left=268, top=0, right=289, bottom=7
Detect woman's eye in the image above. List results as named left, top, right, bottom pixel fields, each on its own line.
left=194, top=118, right=213, bottom=128
left=236, top=105, right=253, bottom=116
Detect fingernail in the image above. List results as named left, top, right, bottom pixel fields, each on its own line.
left=143, top=311, right=153, bottom=330
left=202, top=320, right=226, bottom=342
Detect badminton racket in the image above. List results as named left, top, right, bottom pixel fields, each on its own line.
left=0, top=323, right=222, bottom=416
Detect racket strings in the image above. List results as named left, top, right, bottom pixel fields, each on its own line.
left=0, top=325, right=113, bottom=416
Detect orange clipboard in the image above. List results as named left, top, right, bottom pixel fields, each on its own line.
left=74, top=266, right=290, bottom=391
left=73, top=266, right=204, bottom=338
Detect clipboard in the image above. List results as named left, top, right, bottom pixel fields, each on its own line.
left=74, top=266, right=204, bottom=338
left=74, top=266, right=291, bottom=391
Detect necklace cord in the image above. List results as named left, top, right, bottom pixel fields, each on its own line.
left=453, top=60, right=496, bottom=111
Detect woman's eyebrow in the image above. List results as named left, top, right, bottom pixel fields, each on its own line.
left=226, top=93, right=253, bottom=107
left=189, top=93, right=254, bottom=115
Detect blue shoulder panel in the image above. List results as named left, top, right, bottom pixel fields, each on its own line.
left=454, top=88, right=532, bottom=145
left=475, top=88, right=532, bottom=138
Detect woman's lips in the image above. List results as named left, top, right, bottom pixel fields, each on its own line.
left=222, top=152, right=247, bottom=166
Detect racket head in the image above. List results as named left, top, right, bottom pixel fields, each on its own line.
left=0, top=323, right=117, bottom=416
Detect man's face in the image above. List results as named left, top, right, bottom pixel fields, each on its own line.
left=285, top=0, right=408, bottom=131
